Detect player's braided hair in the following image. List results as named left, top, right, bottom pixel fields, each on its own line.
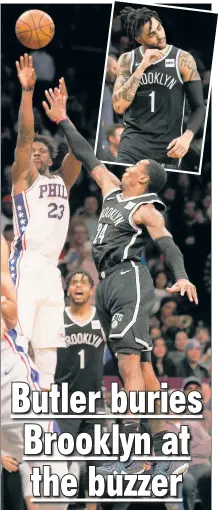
left=33, top=133, right=58, bottom=160
left=119, top=6, right=162, bottom=47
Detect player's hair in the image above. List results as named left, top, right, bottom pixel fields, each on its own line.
left=33, top=133, right=58, bottom=160
left=105, top=123, right=124, bottom=142
left=119, top=6, right=162, bottom=46
left=146, top=159, right=167, bottom=193
left=66, top=270, right=94, bottom=290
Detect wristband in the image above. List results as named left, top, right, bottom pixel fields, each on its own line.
left=22, top=87, right=34, bottom=92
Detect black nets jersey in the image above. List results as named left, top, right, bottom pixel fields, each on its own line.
left=118, top=45, right=185, bottom=162
left=92, top=188, right=166, bottom=273
left=55, top=306, right=106, bottom=396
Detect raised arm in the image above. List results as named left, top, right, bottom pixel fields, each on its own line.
left=1, top=235, right=18, bottom=333
left=42, top=89, right=121, bottom=198
left=54, top=78, right=82, bottom=191
left=112, top=49, right=163, bottom=115
left=167, top=51, right=205, bottom=159
left=12, top=54, right=38, bottom=194
left=135, top=204, right=198, bottom=303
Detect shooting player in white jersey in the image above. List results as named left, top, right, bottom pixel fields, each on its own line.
left=10, top=54, right=82, bottom=389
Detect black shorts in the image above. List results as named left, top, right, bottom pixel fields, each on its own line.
left=96, top=261, right=155, bottom=356
left=117, top=149, right=181, bottom=170
left=117, top=133, right=181, bottom=170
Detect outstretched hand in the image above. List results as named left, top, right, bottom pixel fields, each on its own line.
left=59, top=77, right=68, bottom=99
left=16, top=53, right=36, bottom=89
left=166, top=278, right=198, bottom=304
left=42, top=88, right=67, bottom=124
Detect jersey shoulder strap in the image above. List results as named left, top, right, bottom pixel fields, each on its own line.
left=64, top=307, right=73, bottom=326
left=130, top=47, right=141, bottom=74
left=103, top=187, right=121, bottom=202
left=117, top=192, right=166, bottom=212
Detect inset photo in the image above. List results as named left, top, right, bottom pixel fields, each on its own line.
left=95, top=1, right=217, bottom=174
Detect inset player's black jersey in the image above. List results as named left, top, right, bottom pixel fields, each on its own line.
left=55, top=306, right=106, bottom=396
left=118, top=45, right=185, bottom=163
left=92, top=188, right=165, bottom=273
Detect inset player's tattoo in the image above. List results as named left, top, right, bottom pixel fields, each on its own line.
left=112, top=52, right=142, bottom=110
left=179, top=51, right=200, bottom=81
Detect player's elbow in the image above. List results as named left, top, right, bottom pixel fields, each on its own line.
left=112, top=97, right=126, bottom=115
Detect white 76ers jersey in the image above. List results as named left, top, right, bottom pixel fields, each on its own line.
left=10, top=174, right=69, bottom=268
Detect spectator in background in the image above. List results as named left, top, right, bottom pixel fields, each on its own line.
left=4, top=225, right=14, bottom=250
left=33, top=108, right=52, bottom=138
left=158, top=297, right=185, bottom=337
left=152, top=271, right=170, bottom=314
left=2, top=165, right=13, bottom=194
left=151, top=337, right=176, bottom=377
left=97, top=55, right=118, bottom=156
left=66, top=241, right=99, bottom=305
left=167, top=377, right=211, bottom=510
left=62, top=220, right=90, bottom=266
left=31, top=50, right=55, bottom=82
left=150, top=326, right=162, bottom=340
left=82, top=196, right=100, bottom=241
left=195, top=325, right=210, bottom=353
left=168, top=330, right=189, bottom=365
left=101, top=123, right=124, bottom=162
left=1, top=195, right=13, bottom=233
left=176, top=339, right=209, bottom=380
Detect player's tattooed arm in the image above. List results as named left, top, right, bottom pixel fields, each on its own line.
left=55, top=78, right=82, bottom=192
left=1, top=235, right=18, bottom=334
left=12, top=54, right=38, bottom=192
left=134, top=204, right=198, bottom=304
left=112, top=48, right=163, bottom=114
left=179, top=51, right=201, bottom=82
left=167, top=50, right=205, bottom=150
left=112, top=52, right=142, bottom=114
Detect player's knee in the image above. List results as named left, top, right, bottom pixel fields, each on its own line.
left=118, top=352, right=141, bottom=379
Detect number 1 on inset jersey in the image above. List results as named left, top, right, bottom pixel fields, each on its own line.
left=149, top=91, right=155, bottom=113
left=78, top=349, right=85, bottom=369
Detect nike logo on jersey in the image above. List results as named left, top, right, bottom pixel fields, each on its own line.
left=106, top=196, right=116, bottom=201
left=121, top=269, right=132, bottom=275
left=135, top=62, right=140, bottom=66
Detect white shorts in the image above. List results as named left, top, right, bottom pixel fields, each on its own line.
left=13, top=255, right=65, bottom=349
left=1, top=334, right=68, bottom=509
left=33, top=347, right=57, bottom=389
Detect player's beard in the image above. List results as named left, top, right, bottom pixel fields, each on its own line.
left=70, top=296, right=90, bottom=306
left=146, top=40, right=167, bottom=50
left=38, top=164, right=49, bottom=175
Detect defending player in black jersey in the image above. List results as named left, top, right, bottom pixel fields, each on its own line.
left=55, top=271, right=106, bottom=510
left=43, top=88, right=198, bottom=480
left=112, top=6, right=205, bottom=169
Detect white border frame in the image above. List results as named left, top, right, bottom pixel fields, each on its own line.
left=94, top=0, right=217, bottom=175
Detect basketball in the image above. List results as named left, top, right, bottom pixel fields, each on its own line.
left=15, top=10, right=55, bottom=49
